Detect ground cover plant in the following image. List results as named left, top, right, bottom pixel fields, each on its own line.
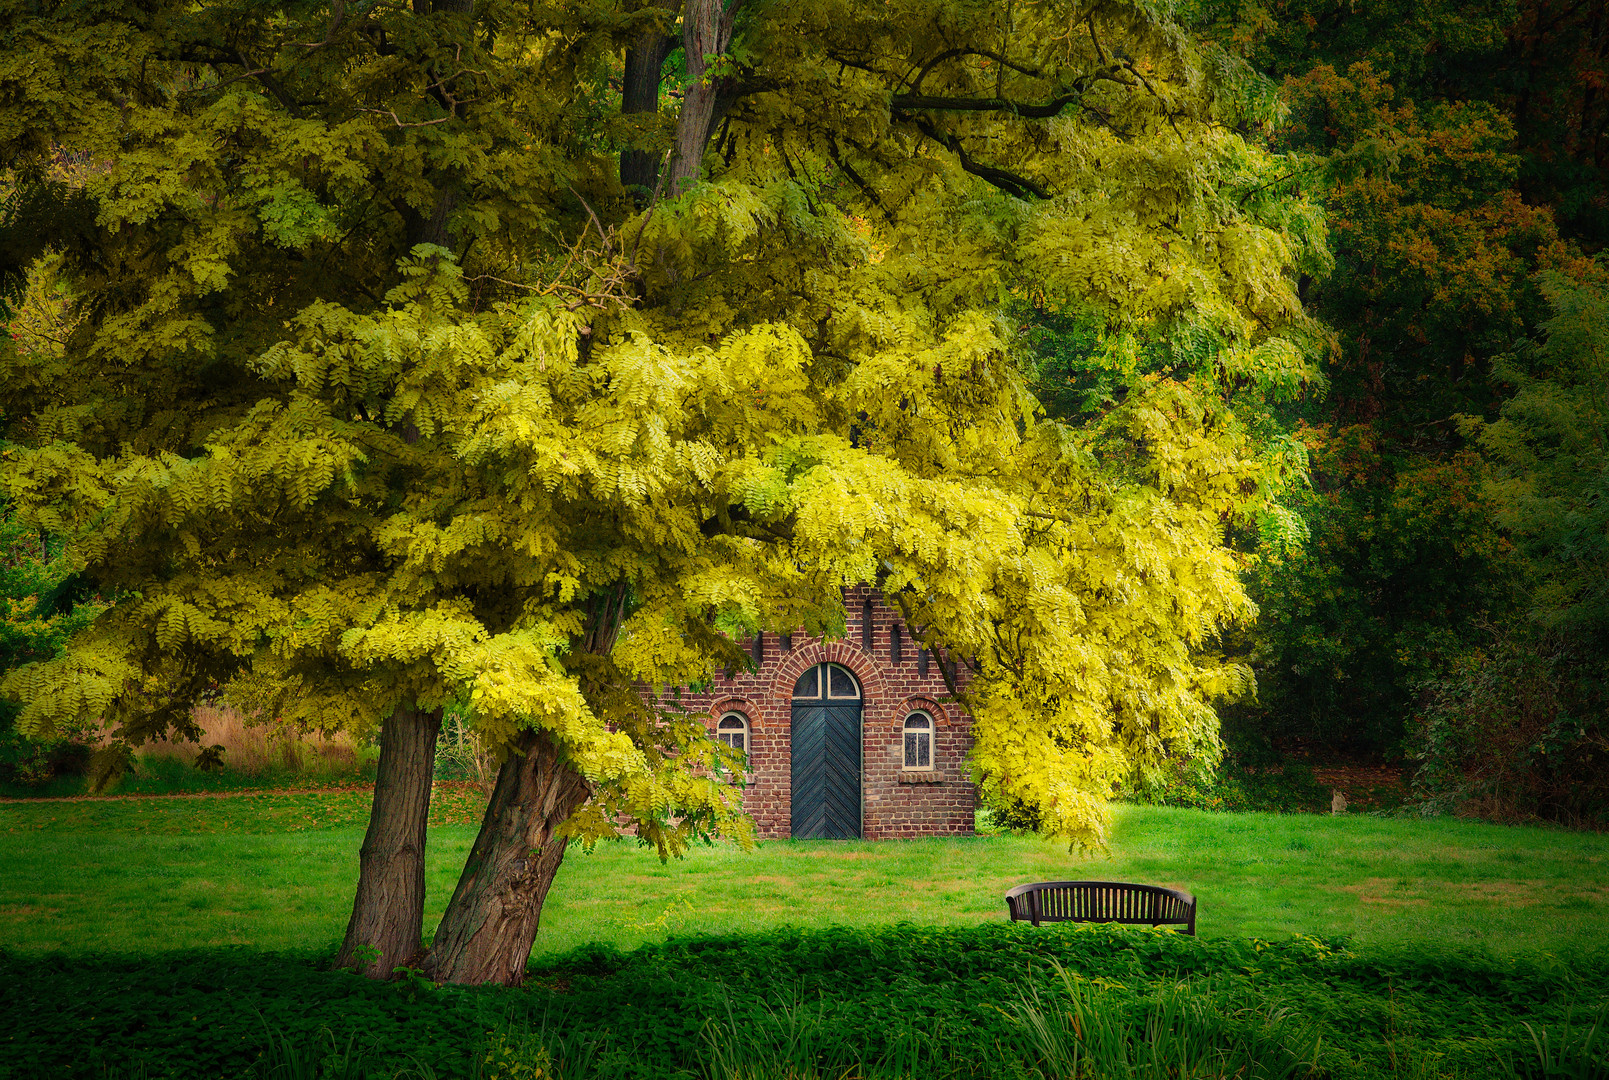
left=5, top=924, right=1606, bottom=1079
left=3, top=799, right=1605, bottom=960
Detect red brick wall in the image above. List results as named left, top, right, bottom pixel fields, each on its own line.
left=655, top=585, right=977, bottom=839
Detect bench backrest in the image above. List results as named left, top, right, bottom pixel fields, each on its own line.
left=1005, top=880, right=1196, bottom=935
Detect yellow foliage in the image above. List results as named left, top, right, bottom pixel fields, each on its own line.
left=0, top=0, right=1322, bottom=846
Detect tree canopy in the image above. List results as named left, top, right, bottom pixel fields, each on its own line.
left=2, top=0, right=1323, bottom=981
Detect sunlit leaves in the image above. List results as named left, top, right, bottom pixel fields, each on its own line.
left=0, top=0, right=1324, bottom=850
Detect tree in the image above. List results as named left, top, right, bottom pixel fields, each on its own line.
left=1179, top=0, right=1594, bottom=761
left=1500, top=0, right=1609, bottom=244
left=0, top=506, right=102, bottom=785
left=1, top=0, right=1320, bottom=984
left=1411, top=269, right=1609, bottom=825
left=1479, top=271, right=1609, bottom=631
left=0, top=188, right=103, bottom=786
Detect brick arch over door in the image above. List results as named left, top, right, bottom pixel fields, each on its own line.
left=769, top=640, right=888, bottom=711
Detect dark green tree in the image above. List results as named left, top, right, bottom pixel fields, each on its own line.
left=1413, top=270, right=1609, bottom=825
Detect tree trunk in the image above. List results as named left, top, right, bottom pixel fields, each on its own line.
left=667, top=0, right=739, bottom=195
left=335, top=703, right=443, bottom=979
left=620, top=5, right=679, bottom=204
left=405, top=189, right=458, bottom=251
left=419, top=727, right=592, bottom=986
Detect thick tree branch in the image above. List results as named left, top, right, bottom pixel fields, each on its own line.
left=903, top=47, right=1045, bottom=95
left=667, top=0, right=751, bottom=194
left=891, top=91, right=1074, bottom=118
left=889, top=83, right=1132, bottom=119
left=902, top=115, right=1050, bottom=199
left=699, top=504, right=795, bottom=543
left=620, top=2, right=682, bottom=203
left=826, top=137, right=890, bottom=219
left=232, top=48, right=305, bottom=117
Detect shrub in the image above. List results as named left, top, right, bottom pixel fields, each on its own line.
left=0, top=728, right=90, bottom=785
left=1411, top=631, right=1609, bottom=829
left=0, top=505, right=102, bottom=788
left=1121, top=754, right=1331, bottom=814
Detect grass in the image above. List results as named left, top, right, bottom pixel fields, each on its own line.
left=4, top=792, right=1607, bottom=1078
left=2, top=791, right=1605, bottom=959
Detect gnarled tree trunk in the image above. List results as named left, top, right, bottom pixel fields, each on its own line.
left=419, top=727, right=592, bottom=985
left=667, top=0, right=740, bottom=195
left=335, top=702, right=443, bottom=978
left=399, top=0, right=473, bottom=254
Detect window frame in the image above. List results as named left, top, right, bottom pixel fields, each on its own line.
left=792, top=665, right=818, bottom=699
left=902, top=710, right=934, bottom=771
left=826, top=662, right=860, bottom=700
left=716, top=712, right=749, bottom=753
left=715, top=711, right=752, bottom=780
left=792, top=662, right=861, bottom=701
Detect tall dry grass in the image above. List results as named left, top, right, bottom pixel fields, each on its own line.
left=138, top=705, right=364, bottom=777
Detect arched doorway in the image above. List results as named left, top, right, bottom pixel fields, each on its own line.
left=790, top=662, right=862, bottom=839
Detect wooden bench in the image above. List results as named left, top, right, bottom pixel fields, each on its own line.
left=1005, top=881, right=1196, bottom=935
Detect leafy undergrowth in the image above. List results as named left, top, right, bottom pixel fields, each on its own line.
left=5, top=924, right=1605, bottom=1079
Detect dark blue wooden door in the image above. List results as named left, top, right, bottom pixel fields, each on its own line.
left=790, top=664, right=862, bottom=839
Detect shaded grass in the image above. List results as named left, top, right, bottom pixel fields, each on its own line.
left=2, top=794, right=1605, bottom=960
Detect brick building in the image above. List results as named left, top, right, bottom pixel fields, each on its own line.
left=661, top=585, right=977, bottom=840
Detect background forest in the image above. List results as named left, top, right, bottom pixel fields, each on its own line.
left=1197, top=0, right=1609, bottom=827
left=1023, top=0, right=1609, bottom=828
left=2, top=0, right=1606, bottom=833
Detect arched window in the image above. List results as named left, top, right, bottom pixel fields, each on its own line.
left=717, top=713, right=749, bottom=754
left=903, top=711, right=933, bottom=769
left=792, top=663, right=860, bottom=700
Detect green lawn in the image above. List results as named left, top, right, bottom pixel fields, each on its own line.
left=3, top=791, right=1605, bottom=959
